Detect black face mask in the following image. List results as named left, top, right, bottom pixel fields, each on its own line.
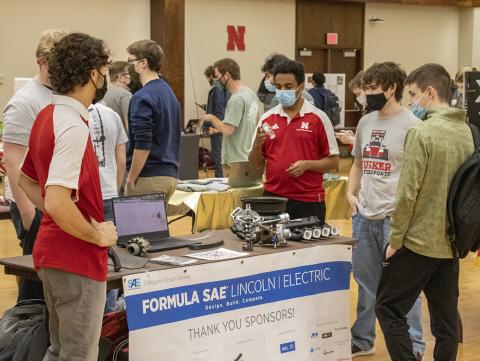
left=366, top=93, right=388, bottom=111
left=217, top=74, right=229, bottom=92
left=92, top=72, right=108, bottom=104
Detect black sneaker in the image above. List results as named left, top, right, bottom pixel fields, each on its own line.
left=351, top=344, right=375, bottom=358
left=415, top=352, right=424, bottom=361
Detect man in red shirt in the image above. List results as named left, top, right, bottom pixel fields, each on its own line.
left=18, top=33, right=117, bottom=361
left=250, top=59, right=339, bottom=222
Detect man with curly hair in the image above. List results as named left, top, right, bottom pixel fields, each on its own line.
left=2, top=29, right=68, bottom=302
left=347, top=62, right=425, bottom=359
left=18, top=32, right=118, bottom=361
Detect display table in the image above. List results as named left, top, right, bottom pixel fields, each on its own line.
left=168, top=176, right=350, bottom=232
left=0, top=230, right=355, bottom=360
left=0, top=230, right=354, bottom=291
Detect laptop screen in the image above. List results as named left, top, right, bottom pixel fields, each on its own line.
left=112, top=194, right=168, bottom=238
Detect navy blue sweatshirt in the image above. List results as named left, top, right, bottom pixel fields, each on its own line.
left=127, top=78, right=181, bottom=178
left=206, top=86, right=229, bottom=120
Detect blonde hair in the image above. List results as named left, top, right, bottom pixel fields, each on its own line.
left=36, top=29, right=69, bottom=59
left=455, top=66, right=478, bottom=83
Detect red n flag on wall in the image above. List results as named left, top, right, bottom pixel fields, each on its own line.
left=227, top=25, right=246, bottom=51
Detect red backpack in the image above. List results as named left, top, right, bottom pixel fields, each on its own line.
left=198, top=147, right=215, bottom=169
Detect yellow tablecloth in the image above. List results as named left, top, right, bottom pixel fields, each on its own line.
left=324, top=176, right=351, bottom=220
left=169, top=177, right=350, bottom=232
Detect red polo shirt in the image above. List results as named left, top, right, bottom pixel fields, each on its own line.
left=21, top=95, right=107, bottom=281
left=261, top=100, right=339, bottom=202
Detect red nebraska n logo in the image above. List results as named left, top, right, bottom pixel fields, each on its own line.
left=227, top=25, right=246, bottom=51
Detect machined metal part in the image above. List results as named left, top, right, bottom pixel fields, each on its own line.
left=242, top=242, right=254, bottom=251
left=321, top=227, right=331, bottom=238
left=278, top=213, right=290, bottom=223
left=231, top=207, right=244, bottom=219
left=275, top=224, right=291, bottom=242
left=126, top=236, right=150, bottom=257
left=231, top=204, right=263, bottom=249
left=330, top=226, right=339, bottom=236
left=303, top=229, right=313, bottom=240
left=259, top=213, right=290, bottom=225
left=231, top=205, right=341, bottom=247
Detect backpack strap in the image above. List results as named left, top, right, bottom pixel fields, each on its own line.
left=448, top=123, right=479, bottom=258
left=316, top=87, right=327, bottom=99
left=467, top=123, right=480, bottom=150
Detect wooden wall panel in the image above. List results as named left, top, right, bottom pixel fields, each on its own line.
left=151, top=0, right=185, bottom=118
left=335, top=0, right=480, bottom=6
left=296, top=0, right=364, bottom=49
left=296, top=0, right=365, bottom=127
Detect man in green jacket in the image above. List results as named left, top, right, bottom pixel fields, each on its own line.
left=375, top=63, right=474, bottom=361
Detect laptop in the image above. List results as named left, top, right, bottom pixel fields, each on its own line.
left=112, top=193, right=199, bottom=252
left=228, top=161, right=264, bottom=188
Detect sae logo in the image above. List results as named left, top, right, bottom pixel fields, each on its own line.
left=128, top=278, right=141, bottom=290
left=280, top=341, right=296, bottom=354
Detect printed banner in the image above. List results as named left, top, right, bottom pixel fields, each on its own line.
left=124, top=245, right=352, bottom=361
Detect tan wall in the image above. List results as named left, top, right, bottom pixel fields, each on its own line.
left=184, top=0, right=296, bottom=123
left=458, top=8, right=474, bottom=69
left=364, top=3, right=459, bottom=78
left=0, top=0, right=150, bottom=116
left=473, top=8, right=480, bottom=67
left=1, top=1, right=477, bottom=124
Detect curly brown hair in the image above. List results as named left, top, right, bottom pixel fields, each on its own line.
left=48, top=33, right=110, bottom=94
left=363, top=62, right=406, bottom=101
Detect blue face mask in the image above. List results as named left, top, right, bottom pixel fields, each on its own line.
left=276, top=87, right=300, bottom=107
left=412, top=103, right=428, bottom=120
left=411, top=90, right=430, bottom=120
left=264, top=79, right=276, bottom=93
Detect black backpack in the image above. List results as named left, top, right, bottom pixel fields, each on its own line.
left=0, top=299, right=48, bottom=361
left=447, top=123, right=480, bottom=258
left=317, top=88, right=341, bottom=126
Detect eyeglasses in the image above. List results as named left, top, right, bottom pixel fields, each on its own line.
left=121, top=72, right=131, bottom=77
left=127, top=58, right=144, bottom=64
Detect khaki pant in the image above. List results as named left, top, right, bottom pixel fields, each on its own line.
left=125, top=176, right=177, bottom=202
left=38, top=268, right=106, bottom=361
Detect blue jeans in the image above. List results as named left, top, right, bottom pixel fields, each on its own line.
left=210, top=133, right=223, bottom=177
left=351, top=213, right=425, bottom=353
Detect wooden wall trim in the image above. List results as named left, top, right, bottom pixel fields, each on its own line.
left=328, top=0, right=480, bottom=7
